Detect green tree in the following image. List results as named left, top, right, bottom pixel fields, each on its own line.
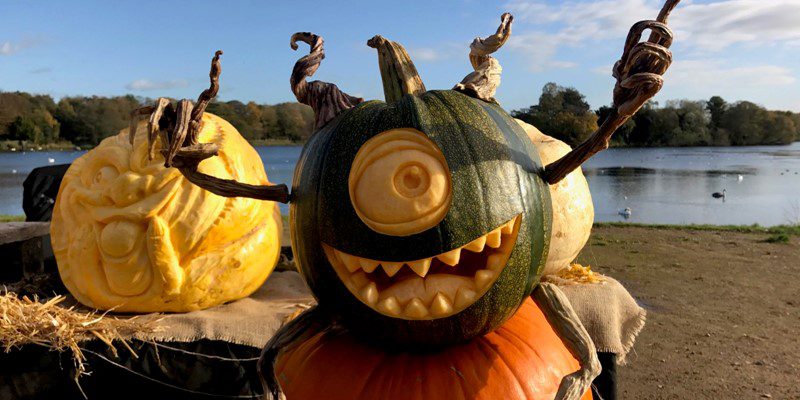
left=512, top=83, right=598, bottom=146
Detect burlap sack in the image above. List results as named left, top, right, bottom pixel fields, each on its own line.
left=136, top=271, right=645, bottom=366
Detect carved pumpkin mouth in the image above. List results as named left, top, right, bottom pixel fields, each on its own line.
left=323, top=215, right=521, bottom=320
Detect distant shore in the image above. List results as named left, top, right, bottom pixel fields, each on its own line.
left=0, top=139, right=303, bottom=152
left=2, top=139, right=797, bottom=153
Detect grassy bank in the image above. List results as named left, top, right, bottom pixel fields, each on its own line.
left=0, top=215, right=25, bottom=222
left=594, top=222, right=800, bottom=235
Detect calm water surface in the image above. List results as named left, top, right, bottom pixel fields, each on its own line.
left=1, top=143, right=798, bottom=226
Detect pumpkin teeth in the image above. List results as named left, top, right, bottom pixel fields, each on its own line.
left=462, top=235, right=486, bottom=253
left=436, top=248, right=462, bottom=266
left=474, top=270, right=496, bottom=290
left=323, top=215, right=521, bottom=320
left=407, top=258, right=432, bottom=277
left=485, top=228, right=502, bottom=248
left=359, top=258, right=380, bottom=273
left=430, top=293, right=454, bottom=317
left=382, top=262, right=404, bottom=277
left=454, top=288, right=477, bottom=310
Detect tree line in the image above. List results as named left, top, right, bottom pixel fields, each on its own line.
left=512, top=82, right=800, bottom=147
left=1, top=85, right=798, bottom=149
left=0, top=91, right=314, bottom=147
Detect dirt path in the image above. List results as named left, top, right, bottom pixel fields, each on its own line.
left=576, top=226, right=799, bottom=399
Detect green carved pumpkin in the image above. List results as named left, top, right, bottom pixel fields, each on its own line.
left=290, top=89, right=552, bottom=348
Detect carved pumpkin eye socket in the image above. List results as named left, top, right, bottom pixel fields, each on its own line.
left=348, top=128, right=452, bottom=236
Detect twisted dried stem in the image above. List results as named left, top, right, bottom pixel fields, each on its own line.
left=542, top=0, right=680, bottom=185
left=291, top=32, right=363, bottom=129
left=127, top=51, right=290, bottom=204
left=454, top=12, right=514, bottom=103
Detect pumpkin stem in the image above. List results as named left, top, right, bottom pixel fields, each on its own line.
left=290, top=32, right=364, bottom=129
left=542, top=0, right=679, bottom=184
left=453, top=13, right=513, bottom=104
left=367, top=35, right=427, bottom=103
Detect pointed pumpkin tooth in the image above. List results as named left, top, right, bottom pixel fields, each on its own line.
left=501, top=219, right=515, bottom=234
left=407, top=258, right=432, bottom=277
left=463, top=235, right=486, bottom=253
left=485, top=228, right=502, bottom=248
left=349, top=271, right=369, bottom=290
left=360, top=283, right=379, bottom=305
left=382, top=262, right=403, bottom=277
left=475, top=269, right=496, bottom=290
left=404, top=298, right=429, bottom=319
left=487, top=254, right=505, bottom=270
left=437, top=248, right=461, bottom=266
left=337, top=251, right=361, bottom=273
left=454, top=288, right=477, bottom=309
left=377, top=296, right=402, bottom=316
left=359, top=258, right=380, bottom=273
left=430, top=293, right=454, bottom=317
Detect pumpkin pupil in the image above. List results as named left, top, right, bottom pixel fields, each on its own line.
left=395, top=163, right=428, bottom=197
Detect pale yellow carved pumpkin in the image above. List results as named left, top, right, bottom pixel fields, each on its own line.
left=515, top=119, right=594, bottom=276
left=51, top=113, right=281, bottom=312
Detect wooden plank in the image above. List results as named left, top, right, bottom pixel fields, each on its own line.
left=0, top=222, right=50, bottom=246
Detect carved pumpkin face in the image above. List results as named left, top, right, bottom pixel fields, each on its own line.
left=51, top=114, right=282, bottom=312
left=290, top=90, right=552, bottom=347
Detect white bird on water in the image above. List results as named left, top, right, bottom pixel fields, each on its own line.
left=48, top=157, right=55, bottom=164
left=737, top=174, right=743, bottom=182
left=618, top=207, right=632, bottom=219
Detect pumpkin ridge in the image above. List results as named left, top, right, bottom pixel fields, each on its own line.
left=475, top=337, right=528, bottom=398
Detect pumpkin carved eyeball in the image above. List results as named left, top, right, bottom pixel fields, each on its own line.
left=51, top=114, right=282, bottom=312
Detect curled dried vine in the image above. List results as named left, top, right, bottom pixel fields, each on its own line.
left=127, top=51, right=290, bottom=204
left=291, top=32, right=363, bottom=129
left=542, top=0, right=680, bottom=185
left=454, top=12, right=514, bottom=103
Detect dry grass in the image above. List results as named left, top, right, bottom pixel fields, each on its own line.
left=0, top=290, right=160, bottom=382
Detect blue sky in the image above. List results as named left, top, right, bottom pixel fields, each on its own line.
left=2, top=0, right=799, bottom=112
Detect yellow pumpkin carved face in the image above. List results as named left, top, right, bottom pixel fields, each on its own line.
left=51, top=113, right=282, bottom=312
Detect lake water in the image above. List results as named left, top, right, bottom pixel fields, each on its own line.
left=2, top=142, right=799, bottom=227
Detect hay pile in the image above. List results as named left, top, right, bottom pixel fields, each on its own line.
left=0, top=291, right=160, bottom=378
left=543, top=263, right=607, bottom=285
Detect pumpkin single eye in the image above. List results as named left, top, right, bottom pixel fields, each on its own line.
left=93, top=166, right=119, bottom=186
left=348, top=128, right=452, bottom=236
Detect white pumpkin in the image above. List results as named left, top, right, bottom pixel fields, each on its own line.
left=515, top=119, right=594, bottom=276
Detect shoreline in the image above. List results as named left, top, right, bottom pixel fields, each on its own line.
left=1, top=140, right=797, bottom=153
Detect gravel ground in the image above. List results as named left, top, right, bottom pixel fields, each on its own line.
left=576, top=226, right=799, bottom=399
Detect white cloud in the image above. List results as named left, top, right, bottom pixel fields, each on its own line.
left=503, top=0, right=659, bottom=71
left=506, top=31, right=580, bottom=72
left=125, top=79, right=189, bottom=91
left=0, top=38, right=42, bottom=56
left=410, top=47, right=444, bottom=62
left=506, top=0, right=800, bottom=53
left=408, top=43, right=465, bottom=63
left=671, top=0, right=800, bottom=51
left=666, top=59, right=796, bottom=88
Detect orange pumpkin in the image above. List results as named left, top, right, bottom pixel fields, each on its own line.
left=276, top=298, right=592, bottom=400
